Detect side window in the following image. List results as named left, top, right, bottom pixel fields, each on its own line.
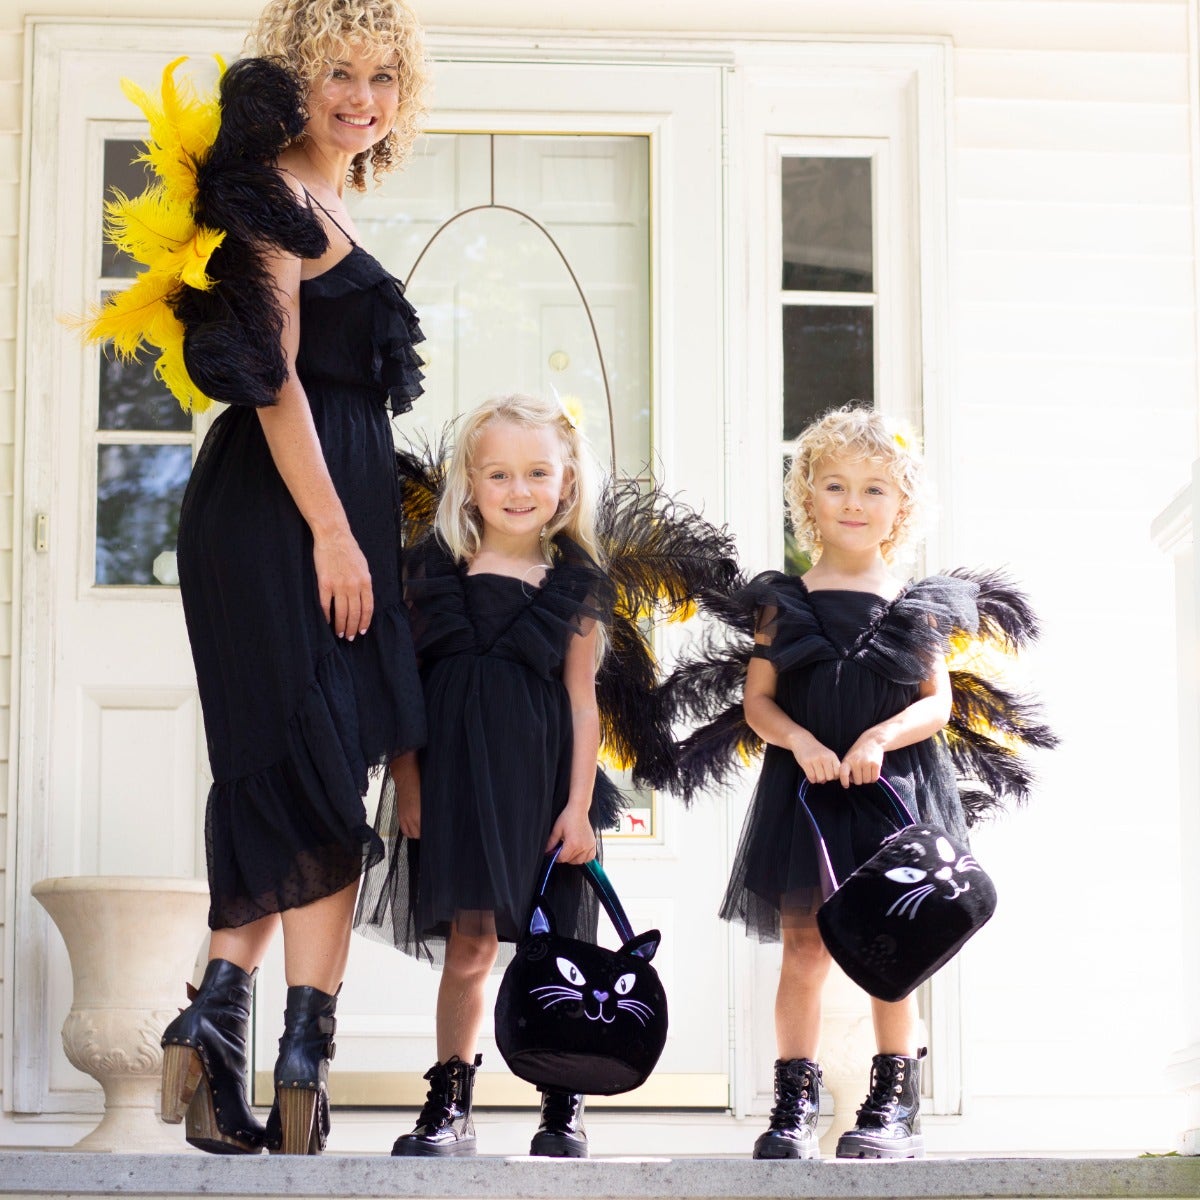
left=779, top=154, right=875, bottom=572
left=93, top=136, right=194, bottom=588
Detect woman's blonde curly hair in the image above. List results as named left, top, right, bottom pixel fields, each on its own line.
left=786, top=404, right=925, bottom=562
left=248, top=0, right=428, bottom=191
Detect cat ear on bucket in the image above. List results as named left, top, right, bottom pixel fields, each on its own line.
left=624, top=929, right=661, bottom=962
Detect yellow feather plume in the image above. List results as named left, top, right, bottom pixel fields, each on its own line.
left=82, top=271, right=183, bottom=357
left=598, top=744, right=633, bottom=772
left=80, top=56, right=224, bottom=415
left=122, top=56, right=223, bottom=203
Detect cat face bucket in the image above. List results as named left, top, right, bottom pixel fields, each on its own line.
left=495, top=846, right=668, bottom=1095
left=801, top=778, right=998, bottom=1003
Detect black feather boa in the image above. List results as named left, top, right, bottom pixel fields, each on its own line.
left=171, top=57, right=329, bottom=408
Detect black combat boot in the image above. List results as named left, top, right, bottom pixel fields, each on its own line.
left=835, top=1049, right=926, bottom=1159
left=160, top=957, right=266, bottom=1154
left=529, top=1089, right=588, bottom=1158
left=265, top=985, right=339, bottom=1155
left=752, top=1057, right=821, bottom=1159
left=392, top=1054, right=481, bottom=1156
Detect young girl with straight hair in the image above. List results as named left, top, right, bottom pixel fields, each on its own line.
left=357, top=392, right=616, bottom=1158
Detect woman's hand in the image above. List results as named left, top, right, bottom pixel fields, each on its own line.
left=389, top=752, right=421, bottom=839
left=313, top=527, right=374, bottom=639
left=788, top=729, right=842, bottom=785
left=839, top=731, right=886, bottom=787
left=546, top=804, right=597, bottom=865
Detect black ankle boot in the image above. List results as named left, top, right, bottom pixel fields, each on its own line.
left=529, top=1089, right=588, bottom=1158
left=835, top=1049, right=926, bottom=1159
left=391, top=1055, right=481, bottom=1157
left=752, top=1057, right=821, bottom=1160
left=264, top=985, right=338, bottom=1155
left=160, top=958, right=265, bottom=1155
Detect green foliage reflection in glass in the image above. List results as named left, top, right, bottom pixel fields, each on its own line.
left=95, top=444, right=191, bottom=585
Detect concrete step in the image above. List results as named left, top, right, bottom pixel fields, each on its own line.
left=1, top=1152, right=1197, bottom=1200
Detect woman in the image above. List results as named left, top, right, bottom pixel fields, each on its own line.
left=156, top=0, right=428, bottom=1157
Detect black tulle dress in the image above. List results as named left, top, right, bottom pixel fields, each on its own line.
left=720, top=572, right=978, bottom=942
left=355, top=534, right=618, bottom=964
left=177, top=246, right=427, bottom=930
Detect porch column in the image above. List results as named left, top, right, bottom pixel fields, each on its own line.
left=1152, top=460, right=1200, bottom=1155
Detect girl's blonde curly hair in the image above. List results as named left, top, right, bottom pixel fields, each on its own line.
left=248, top=0, right=428, bottom=191
left=786, top=404, right=924, bottom=562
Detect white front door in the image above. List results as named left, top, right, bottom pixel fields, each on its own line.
left=17, top=28, right=731, bottom=1115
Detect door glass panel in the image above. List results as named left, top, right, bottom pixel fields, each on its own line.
left=782, top=304, right=874, bottom=439
left=101, top=139, right=154, bottom=279
left=98, top=322, right=193, bottom=432
left=349, top=131, right=655, bottom=841
left=95, top=444, right=191, bottom=586
left=781, top=157, right=873, bottom=292
left=351, top=133, right=651, bottom=478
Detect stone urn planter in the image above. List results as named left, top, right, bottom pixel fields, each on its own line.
left=32, top=875, right=210, bottom=1152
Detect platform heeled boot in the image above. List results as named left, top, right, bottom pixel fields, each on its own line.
left=752, top=1057, right=821, bottom=1159
left=835, top=1049, right=926, bottom=1160
left=529, top=1088, right=588, bottom=1158
left=264, top=984, right=339, bottom=1155
left=391, top=1054, right=481, bottom=1156
left=160, top=957, right=266, bottom=1154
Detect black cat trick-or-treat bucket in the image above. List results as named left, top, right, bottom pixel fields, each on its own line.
left=800, top=777, right=998, bottom=1003
left=495, top=847, right=668, bottom=1095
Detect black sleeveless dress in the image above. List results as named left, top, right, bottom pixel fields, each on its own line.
left=355, top=534, right=615, bottom=964
left=720, top=572, right=978, bottom=941
left=177, top=246, right=426, bottom=930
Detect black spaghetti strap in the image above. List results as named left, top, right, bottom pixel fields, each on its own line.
left=300, top=185, right=358, bottom=247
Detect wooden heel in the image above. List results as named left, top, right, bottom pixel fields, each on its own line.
left=184, top=1072, right=262, bottom=1155
left=160, top=1043, right=202, bottom=1124
left=276, top=1086, right=320, bottom=1155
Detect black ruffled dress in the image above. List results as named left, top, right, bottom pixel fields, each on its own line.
left=177, top=245, right=427, bottom=930
left=720, top=572, right=979, bottom=942
left=355, top=534, right=618, bottom=964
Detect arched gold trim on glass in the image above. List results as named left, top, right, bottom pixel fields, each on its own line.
left=403, top=136, right=617, bottom=474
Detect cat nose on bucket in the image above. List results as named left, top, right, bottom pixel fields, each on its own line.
left=593, top=990, right=609, bottom=1001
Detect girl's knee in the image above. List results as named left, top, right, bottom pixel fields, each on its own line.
left=445, top=929, right=499, bottom=979
left=781, top=925, right=831, bottom=972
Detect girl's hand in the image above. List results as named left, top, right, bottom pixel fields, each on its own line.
left=788, top=730, right=841, bottom=785
left=839, top=732, right=886, bottom=787
left=314, top=528, right=374, bottom=640
left=389, top=752, right=421, bottom=839
left=546, top=805, right=597, bottom=865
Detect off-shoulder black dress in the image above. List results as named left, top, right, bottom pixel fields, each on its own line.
left=177, top=246, right=426, bottom=930
left=720, top=572, right=979, bottom=941
left=356, top=534, right=618, bottom=964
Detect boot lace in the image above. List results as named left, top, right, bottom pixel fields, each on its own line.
left=414, top=1063, right=456, bottom=1129
left=856, top=1057, right=904, bottom=1121
left=767, top=1062, right=817, bottom=1130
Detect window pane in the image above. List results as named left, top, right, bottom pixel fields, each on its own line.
left=98, top=320, right=192, bottom=432
left=96, top=444, right=191, bottom=585
left=781, top=157, right=873, bottom=293
left=102, top=139, right=153, bottom=279
left=782, top=306, right=873, bottom=439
